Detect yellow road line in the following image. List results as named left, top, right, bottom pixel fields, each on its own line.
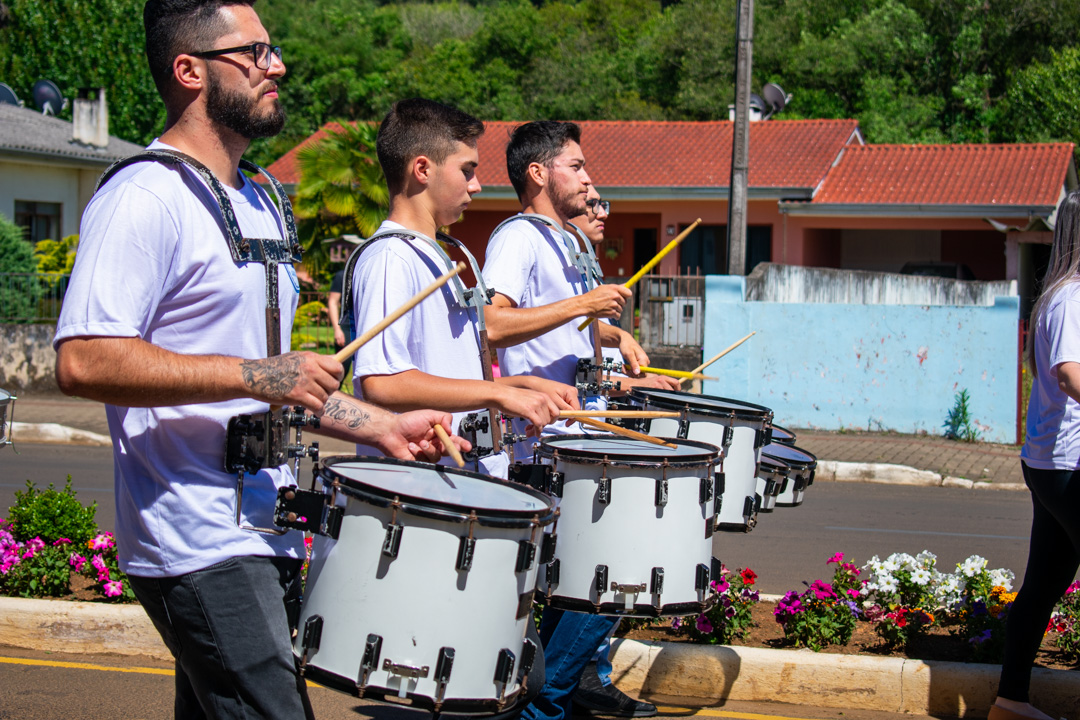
left=656, top=708, right=817, bottom=720
left=0, top=655, right=174, bottom=676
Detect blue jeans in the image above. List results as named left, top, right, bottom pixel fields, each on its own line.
left=128, top=555, right=313, bottom=720
left=521, top=609, right=620, bottom=720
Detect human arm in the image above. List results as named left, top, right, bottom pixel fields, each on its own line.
left=1057, top=362, right=1080, bottom=404
left=360, top=370, right=566, bottom=429
left=484, top=287, right=631, bottom=348
left=327, top=291, right=345, bottom=347
left=311, top=391, right=470, bottom=461
left=55, top=336, right=342, bottom=412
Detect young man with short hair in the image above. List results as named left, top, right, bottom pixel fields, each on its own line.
left=54, top=4, right=464, bottom=717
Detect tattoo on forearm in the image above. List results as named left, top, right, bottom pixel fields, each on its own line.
left=322, top=397, right=371, bottom=430
left=240, top=354, right=301, bottom=399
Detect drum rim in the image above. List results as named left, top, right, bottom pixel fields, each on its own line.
left=535, top=434, right=719, bottom=467
left=627, top=387, right=772, bottom=421
left=0, top=388, right=11, bottom=403
left=761, top=442, right=818, bottom=469
left=770, top=423, right=796, bottom=442
left=320, top=455, right=557, bottom=527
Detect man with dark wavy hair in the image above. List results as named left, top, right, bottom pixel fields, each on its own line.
left=54, top=3, right=465, bottom=718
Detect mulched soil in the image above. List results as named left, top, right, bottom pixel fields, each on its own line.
left=65, top=573, right=115, bottom=602
left=619, top=600, right=1080, bottom=671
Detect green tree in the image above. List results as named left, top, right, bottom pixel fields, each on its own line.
left=293, top=122, right=389, bottom=277
left=34, top=235, right=78, bottom=275
left=0, top=212, right=38, bottom=321
left=999, top=46, right=1080, bottom=146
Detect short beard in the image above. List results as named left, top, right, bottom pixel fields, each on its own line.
left=205, top=68, right=286, bottom=139
left=549, top=172, right=586, bottom=220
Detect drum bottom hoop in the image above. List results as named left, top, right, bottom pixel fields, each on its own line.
left=543, top=594, right=713, bottom=618
left=715, top=520, right=754, bottom=533
left=775, top=500, right=803, bottom=508
left=299, top=662, right=528, bottom=715
left=758, top=506, right=775, bottom=513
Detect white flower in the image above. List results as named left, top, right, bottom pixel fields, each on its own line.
left=911, top=568, right=932, bottom=585
left=989, top=568, right=1015, bottom=591
left=879, top=577, right=899, bottom=595
left=890, top=553, right=917, bottom=571
left=882, top=558, right=901, bottom=573
left=916, top=550, right=937, bottom=568
left=959, top=555, right=987, bottom=578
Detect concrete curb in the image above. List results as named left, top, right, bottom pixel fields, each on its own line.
left=11, top=422, right=111, bottom=447
left=816, top=460, right=1026, bottom=491
left=3, top=597, right=1077, bottom=717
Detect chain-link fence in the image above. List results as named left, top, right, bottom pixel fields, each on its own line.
left=0, top=273, right=70, bottom=323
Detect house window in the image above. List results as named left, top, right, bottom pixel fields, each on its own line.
left=14, top=201, right=62, bottom=243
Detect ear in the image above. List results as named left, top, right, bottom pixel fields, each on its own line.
left=411, top=155, right=433, bottom=187
left=526, top=161, right=546, bottom=189
left=173, top=54, right=206, bottom=92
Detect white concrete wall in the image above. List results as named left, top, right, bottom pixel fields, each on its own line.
left=0, top=159, right=81, bottom=237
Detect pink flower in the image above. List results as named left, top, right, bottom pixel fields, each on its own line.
left=671, top=617, right=682, bottom=630
left=88, top=533, right=115, bottom=551
left=91, top=554, right=107, bottom=573
left=69, top=553, right=87, bottom=572
left=695, top=614, right=714, bottom=634
left=52, top=538, right=71, bottom=546
left=711, top=578, right=730, bottom=594
left=103, top=580, right=123, bottom=598
left=810, top=580, right=836, bottom=600
left=827, top=552, right=844, bottom=564
left=847, top=588, right=861, bottom=599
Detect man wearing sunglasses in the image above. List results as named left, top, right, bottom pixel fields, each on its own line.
left=54, top=2, right=466, bottom=718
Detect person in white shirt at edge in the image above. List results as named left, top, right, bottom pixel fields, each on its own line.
left=482, top=120, right=678, bottom=460
left=53, top=3, right=467, bottom=718
left=481, top=121, right=675, bottom=720
left=349, top=98, right=579, bottom=481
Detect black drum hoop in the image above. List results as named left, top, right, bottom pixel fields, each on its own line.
left=320, top=455, right=557, bottom=529
left=535, top=435, right=719, bottom=468
left=627, top=388, right=772, bottom=423
left=770, top=423, right=797, bottom=444
left=761, top=444, right=818, bottom=472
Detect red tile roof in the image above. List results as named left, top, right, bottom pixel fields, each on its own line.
left=265, top=118, right=861, bottom=190
left=812, top=143, right=1075, bottom=207
left=264, top=121, right=349, bottom=185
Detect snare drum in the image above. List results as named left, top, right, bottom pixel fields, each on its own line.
left=0, top=388, right=14, bottom=448
left=769, top=424, right=797, bottom=445
left=755, top=455, right=786, bottom=513
left=762, top=443, right=818, bottom=507
left=295, top=457, right=556, bottom=713
left=626, top=389, right=772, bottom=533
left=520, top=435, right=721, bottom=617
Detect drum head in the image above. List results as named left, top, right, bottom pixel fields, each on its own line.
left=322, top=456, right=554, bottom=521
left=628, top=388, right=771, bottom=421
left=761, top=443, right=817, bottom=470
left=770, top=424, right=796, bottom=444
left=537, top=435, right=719, bottom=466
left=758, top=455, right=788, bottom=473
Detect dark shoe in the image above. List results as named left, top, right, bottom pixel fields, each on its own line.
left=572, top=666, right=657, bottom=718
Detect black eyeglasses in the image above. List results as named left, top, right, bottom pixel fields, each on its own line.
left=586, top=198, right=610, bottom=214
left=190, top=42, right=282, bottom=70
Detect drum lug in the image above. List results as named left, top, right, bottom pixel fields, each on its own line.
left=299, top=614, right=323, bottom=671
left=382, top=523, right=403, bottom=558
left=695, top=563, right=711, bottom=593
left=546, top=558, right=561, bottom=588
left=722, top=425, right=734, bottom=448
left=650, top=567, right=665, bottom=595
left=433, top=647, right=455, bottom=708
left=699, top=476, right=714, bottom=504
left=808, top=468, right=816, bottom=486
left=516, top=539, right=538, bottom=572
left=742, top=496, right=756, bottom=531
left=594, top=564, right=609, bottom=598
left=597, top=476, right=611, bottom=504
left=550, top=471, right=564, bottom=498
left=654, top=478, right=668, bottom=507
left=754, top=427, right=767, bottom=448
left=356, top=633, right=383, bottom=693
left=714, top=471, right=725, bottom=498
left=516, top=590, right=534, bottom=619
left=456, top=536, right=475, bottom=571
left=540, top=533, right=558, bottom=564
left=520, top=637, right=538, bottom=685
left=493, top=648, right=516, bottom=702
left=711, top=556, right=724, bottom=581
left=677, top=416, right=690, bottom=439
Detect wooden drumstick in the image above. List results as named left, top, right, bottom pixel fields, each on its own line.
left=333, top=262, right=467, bottom=364
left=433, top=424, right=465, bottom=468
left=634, top=366, right=717, bottom=381
left=578, top=218, right=702, bottom=331
left=558, top=410, right=679, bottom=419
left=679, top=331, right=757, bottom=387
left=576, top=417, right=677, bottom=449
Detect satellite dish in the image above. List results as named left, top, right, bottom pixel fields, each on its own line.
left=761, top=83, right=791, bottom=119
left=749, top=93, right=767, bottom=113
left=32, top=79, right=65, bottom=115
left=0, top=82, right=20, bottom=107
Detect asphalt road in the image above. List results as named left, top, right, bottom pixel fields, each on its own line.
left=0, top=443, right=1048, bottom=592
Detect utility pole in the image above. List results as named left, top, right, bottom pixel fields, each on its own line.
left=726, top=0, right=753, bottom=275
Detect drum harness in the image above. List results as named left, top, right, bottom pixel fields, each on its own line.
left=95, top=150, right=323, bottom=536
left=338, top=227, right=529, bottom=470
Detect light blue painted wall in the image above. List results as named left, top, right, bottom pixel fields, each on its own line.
left=702, top=276, right=1020, bottom=443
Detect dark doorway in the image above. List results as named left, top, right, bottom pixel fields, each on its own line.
left=745, top=225, right=772, bottom=274
left=680, top=224, right=726, bottom=275
left=633, top=228, right=658, bottom=275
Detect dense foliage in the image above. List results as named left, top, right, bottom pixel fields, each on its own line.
left=1, top=0, right=1078, bottom=165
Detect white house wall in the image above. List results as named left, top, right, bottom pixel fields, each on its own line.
left=0, top=159, right=81, bottom=238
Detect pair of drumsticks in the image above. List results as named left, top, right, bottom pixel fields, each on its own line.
left=334, top=250, right=757, bottom=466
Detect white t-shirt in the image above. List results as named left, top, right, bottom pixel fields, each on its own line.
left=1022, top=281, right=1080, bottom=470
left=349, top=220, right=508, bottom=478
left=54, top=141, right=303, bottom=577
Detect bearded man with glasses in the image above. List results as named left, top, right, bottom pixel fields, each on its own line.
left=53, top=2, right=466, bottom=718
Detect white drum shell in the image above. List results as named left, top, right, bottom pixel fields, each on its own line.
left=295, top=473, right=548, bottom=709
left=535, top=439, right=718, bottom=616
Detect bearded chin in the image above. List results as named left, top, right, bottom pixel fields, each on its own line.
left=206, top=75, right=286, bottom=139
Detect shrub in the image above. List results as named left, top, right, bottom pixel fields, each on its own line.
left=674, top=565, right=759, bottom=644
left=0, top=212, right=38, bottom=320
left=774, top=555, right=861, bottom=651
left=1050, top=581, right=1080, bottom=659
left=0, top=531, right=72, bottom=598
left=944, top=388, right=980, bottom=442
left=862, top=551, right=941, bottom=647
left=72, top=532, right=137, bottom=602
left=8, top=477, right=97, bottom=546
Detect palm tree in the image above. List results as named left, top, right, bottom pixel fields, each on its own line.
left=293, top=121, right=389, bottom=279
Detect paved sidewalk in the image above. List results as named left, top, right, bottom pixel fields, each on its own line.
left=9, top=393, right=1026, bottom=482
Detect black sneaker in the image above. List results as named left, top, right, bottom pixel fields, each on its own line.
left=572, top=664, right=657, bottom=718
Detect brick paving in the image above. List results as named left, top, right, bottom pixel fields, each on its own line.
left=9, top=394, right=1026, bottom=483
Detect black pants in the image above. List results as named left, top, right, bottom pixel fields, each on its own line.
left=997, top=462, right=1080, bottom=701
left=129, top=556, right=314, bottom=720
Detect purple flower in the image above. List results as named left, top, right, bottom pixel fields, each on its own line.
left=671, top=617, right=682, bottom=630
left=725, top=606, right=736, bottom=618
left=844, top=600, right=861, bottom=618
left=810, top=580, right=836, bottom=600
left=695, top=614, right=714, bottom=634
left=969, top=629, right=992, bottom=645
left=103, top=580, right=123, bottom=598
